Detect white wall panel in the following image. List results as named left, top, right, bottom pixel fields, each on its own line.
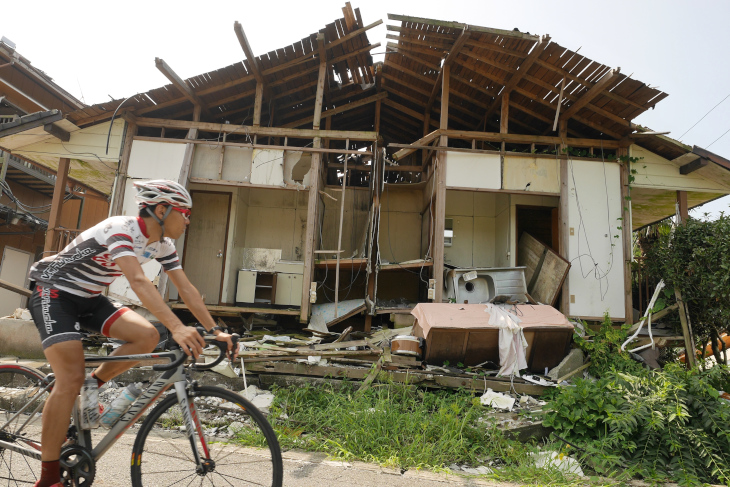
left=445, top=152, right=501, bottom=189
left=567, top=159, right=625, bottom=319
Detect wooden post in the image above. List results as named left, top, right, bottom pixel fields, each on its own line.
left=0, top=150, right=9, bottom=183
left=677, top=190, right=688, bottom=223
left=374, top=100, right=381, bottom=134
left=500, top=91, right=509, bottom=135
left=178, top=104, right=201, bottom=185
left=110, top=121, right=138, bottom=216
left=364, top=153, right=380, bottom=333
left=334, top=140, right=349, bottom=317
left=432, top=65, right=449, bottom=303
left=619, top=147, right=633, bottom=323
left=253, top=82, right=264, bottom=127
left=300, top=33, right=327, bottom=323
left=45, top=158, right=70, bottom=254
left=558, top=120, right=571, bottom=315
left=675, top=289, right=697, bottom=369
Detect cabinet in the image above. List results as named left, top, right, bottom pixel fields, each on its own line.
left=274, top=273, right=303, bottom=307
left=235, top=271, right=277, bottom=306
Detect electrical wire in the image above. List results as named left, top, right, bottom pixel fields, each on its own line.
left=707, top=127, right=730, bottom=149
left=679, top=92, right=730, bottom=140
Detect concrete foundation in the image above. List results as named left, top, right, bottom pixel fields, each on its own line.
left=0, top=318, right=44, bottom=359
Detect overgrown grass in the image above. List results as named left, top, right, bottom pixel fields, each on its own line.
left=268, top=381, right=512, bottom=469
left=232, top=381, right=626, bottom=485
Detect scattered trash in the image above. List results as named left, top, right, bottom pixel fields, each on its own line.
left=479, top=389, right=516, bottom=411
left=531, top=451, right=584, bottom=476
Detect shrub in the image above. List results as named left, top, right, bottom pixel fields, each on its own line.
left=544, top=365, right=730, bottom=485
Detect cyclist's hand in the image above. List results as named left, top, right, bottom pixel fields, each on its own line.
left=172, top=326, right=206, bottom=358
left=214, top=332, right=238, bottom=361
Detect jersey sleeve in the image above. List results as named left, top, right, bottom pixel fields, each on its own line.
left=101, top=220, right=136, bottom=261
left=156, top=238, right=182, bottom=272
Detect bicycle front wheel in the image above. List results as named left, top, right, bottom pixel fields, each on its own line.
left=131, top=385, right=283, bottom=487
left=0, top=364, right=48, bottom=485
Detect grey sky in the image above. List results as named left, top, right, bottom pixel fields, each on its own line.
left=3, top=0, right=729, bottom=215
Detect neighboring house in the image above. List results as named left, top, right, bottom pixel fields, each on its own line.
left=0, top=38, right=111, bottom=316
left=2, top=8, right=728, bottom=329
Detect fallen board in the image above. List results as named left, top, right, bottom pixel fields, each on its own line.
left=244, top=361, right=547, bottom=395
left=518, top=232, right=570, bottom=306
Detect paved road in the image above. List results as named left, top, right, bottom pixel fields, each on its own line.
left=88, top=432, right=514, bottom=486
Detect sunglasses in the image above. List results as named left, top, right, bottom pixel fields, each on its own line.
left=170, top=207, right=191, bottom=220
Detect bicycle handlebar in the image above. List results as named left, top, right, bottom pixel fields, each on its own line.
left=159, top=326, right=240, bottom=372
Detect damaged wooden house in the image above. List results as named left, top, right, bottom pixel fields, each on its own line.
left=0, top=37, right=112, bottom=317
left=2, top=5, right=730, bottom=352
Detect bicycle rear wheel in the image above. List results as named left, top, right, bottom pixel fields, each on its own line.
left=0, top=364, right=48, bottom=484
left=131, top=385, right=283, bottom=487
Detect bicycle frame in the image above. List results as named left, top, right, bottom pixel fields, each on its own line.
left=0, top=349, right=211, bottom=469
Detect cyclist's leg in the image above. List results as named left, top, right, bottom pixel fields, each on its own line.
left=41, top=341, right=86, bottom=461
left=27, top=285, right=87, bottom=465
left=84, top=298, right=159, bottom=381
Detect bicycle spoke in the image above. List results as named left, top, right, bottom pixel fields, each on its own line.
left=212, top=472, right=268, bottom=486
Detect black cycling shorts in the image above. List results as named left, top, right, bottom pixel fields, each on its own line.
left=29, top=283, right=131, bottom=350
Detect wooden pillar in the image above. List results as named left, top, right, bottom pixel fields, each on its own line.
left=432, top=65, right=449, bottom=303
left=500, top=91, right=509, bottom=134
left=364, top=154, right=380, bottom=333
left=300, top=34, right=327, bottom=323
left=253, top=82, right=264, bottom=127
left=374, top=100, right=381, bottom=134
left=619, top=147, right=633, bottom=323
left=558, top=120, right=571, bottom=315
left=110, top=121, right=138, bottom=216
left=178, top=104, right=201, bottom=185
left=45, top=158, right=70, bottom=253
left=677, top=190, right=688, bottom=223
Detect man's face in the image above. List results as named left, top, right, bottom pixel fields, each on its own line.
left=156, top=205, right=190, bottom=239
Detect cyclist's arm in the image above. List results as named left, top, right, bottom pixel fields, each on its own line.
left=114, top=255, right=205, bottom=357
left=166, top=268, right=237, bottom=357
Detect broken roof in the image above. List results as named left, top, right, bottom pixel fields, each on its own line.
left=65, top=8, right=667, bottom=150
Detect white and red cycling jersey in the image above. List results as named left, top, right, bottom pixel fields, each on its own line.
left=29, top=216, right=181, bottom=298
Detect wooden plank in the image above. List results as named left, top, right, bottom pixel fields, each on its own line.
left=426, top=28, right=470, bottom=114
left=559, top=120, right=570, bottom=315
left=132, top=116, right=377, bottom=141
left=500, top=91, right=509, bottom=134
left=244, top=361, right=546, bottom=394
left=169, top=302, right=300, bottom=315
left=110, top=120, right=137, bottom=216
left=154, top=58, right=206, bottom=111
left=675, top=289, right=697, bottom=369
left=44, top=157, right=70, bottom=253
left=619, top=148, right=633, bottom=322
left=561, top=68, right=621, bottom=121
left=387, top=14, right=539, bottom=41
left=283, top=92, right=387, bottom=128
left=391, top=130, right=441, bottom=161
left=43, top=123, right=70, bottom=142
left=517, top=232, right=570, bottom=306
left=432, top=64, right=449, bottom=303
left=136, top=137, right=371, bottom=156
left=0, top=278, right=32, bottom=298
left=252, top=82, right=264, bottom=127
left=300, top=39, right=328, bottom=323
left=233, top=21, right=264, bottom=84
left=679, top=157, right=708, bottom=175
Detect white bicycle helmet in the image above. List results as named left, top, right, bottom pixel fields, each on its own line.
left=133, top=179, right=192, bottom=241
left=133, top=179, right=192, bottom=209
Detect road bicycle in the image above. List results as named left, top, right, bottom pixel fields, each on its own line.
left=0, top=331, right=283, bottom=486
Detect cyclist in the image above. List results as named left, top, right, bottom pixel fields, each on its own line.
left=27, top=179, right=236, bottom=487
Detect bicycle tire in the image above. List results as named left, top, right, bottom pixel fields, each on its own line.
left=130, top=385, right=283, bottom=487
left=0, top=364, right=48, bottom=485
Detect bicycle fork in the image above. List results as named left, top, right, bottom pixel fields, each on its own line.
left=173, top=381, right=212, bottom=474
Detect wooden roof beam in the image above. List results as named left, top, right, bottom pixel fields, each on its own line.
left=282, top=92, right=387, bottom=128
left=387, top=14, right=540, bottom=41
left=234, top=22, right=264, bottom=84
left=426, top=28, right=471, bottom=115
left=477, top=35, right=550, bottom=130
left=154, top=57, right=208, bottom=117
left=560, top=68, right=621, bottom=121
left=679, top=157, right=708, bottom=175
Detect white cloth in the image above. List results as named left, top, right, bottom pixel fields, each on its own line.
left=484, top=304, right=528, bottom=377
